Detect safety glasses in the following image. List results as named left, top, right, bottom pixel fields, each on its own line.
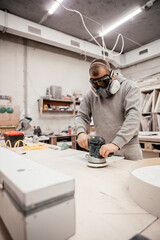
left=90, top=74, right=111, bottom=89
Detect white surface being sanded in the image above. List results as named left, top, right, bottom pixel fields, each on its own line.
left=132, top=165, right=160, bottom=187
left=0, top=147, right=74, bottom=207
left=129, top=159, right=160, bottom=218
left=1, top=148, right=160, bottom=240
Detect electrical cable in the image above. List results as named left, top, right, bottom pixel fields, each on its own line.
left=56, top=1, right=103, bottom=50
left=2, top=139, right=26, bottom=149
left=1, top=139, right=47, bottom=151
left=80, top=13, right=103, bottom=27
left=100, top=22, right=125, bottom=57
left=3, top=140, right=12, bottom=148
left=114, top=31, right=142, bottom=47
left=102, top=33, right=125, bottom=57
left=89, top=29, right=142, bottom=49
left=14, top=140, right=27, bottom=148
left=54, top=0, right=157, bottom=57
left=54, top=0, right=125, bottom=56
left=22, top=144, right=47, bottom=151
left=40, top=0, right=157, bottom=58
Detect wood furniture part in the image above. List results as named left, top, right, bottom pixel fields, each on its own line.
left=50, top=134, right=77, bottom=149
left=0, top=105, right=20, bottom=135
left=140, top=85, right=160, bottom=132
left=138, top=132, right=160, bottom=158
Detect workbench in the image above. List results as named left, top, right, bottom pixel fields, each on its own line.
left=50, top=134, right=77, bottom=149
left=0, top=147, right=160, bottom=240
left=139, top=131, right=160, bottom=158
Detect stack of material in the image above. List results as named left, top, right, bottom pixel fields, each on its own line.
left=137, top=74, right=160, bottom=89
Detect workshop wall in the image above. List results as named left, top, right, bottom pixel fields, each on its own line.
left=1, top=32, right=159, bottom=134
left=121, top=57, right=160, bottom=81
left=0, top=32, right=91, bottom=134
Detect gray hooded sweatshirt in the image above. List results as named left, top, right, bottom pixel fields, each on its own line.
left=75, top=73, right=141, bottom=149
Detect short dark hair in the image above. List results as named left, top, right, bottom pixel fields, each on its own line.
left=89, top=59, right=111, bottom=77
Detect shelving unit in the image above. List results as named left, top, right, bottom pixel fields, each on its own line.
left=140, top=85, right=160, bottom=132
left=138, top=132, right=160, bottom=158
left=38, top=97, right=80, bottom=114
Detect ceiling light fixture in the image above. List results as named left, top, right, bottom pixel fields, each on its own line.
left=100, top=8, right=142, bottom=37
left=48, top=0, right=64, bottom=15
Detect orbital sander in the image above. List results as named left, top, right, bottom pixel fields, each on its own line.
left=86, top=136, right=108, bottom=168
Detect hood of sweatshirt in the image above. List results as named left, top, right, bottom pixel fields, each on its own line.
left=115, top=72, right=126, bottom=84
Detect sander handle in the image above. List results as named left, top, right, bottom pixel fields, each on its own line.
left=88, top=136, right=114, bottom=158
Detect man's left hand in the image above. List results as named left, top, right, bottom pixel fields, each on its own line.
left=99, top=143, right=119, bottom=158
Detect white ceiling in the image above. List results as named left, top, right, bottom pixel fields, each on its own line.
left=0, top=0, right=160, bottom=53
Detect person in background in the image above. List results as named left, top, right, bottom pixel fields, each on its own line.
left=76, top=59, right=143, bottom=160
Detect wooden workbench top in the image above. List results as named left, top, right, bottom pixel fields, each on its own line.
left=0, top=148, right=160, bottom=240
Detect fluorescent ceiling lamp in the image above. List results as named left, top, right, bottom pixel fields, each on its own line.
left=100, top=8, right=142, bottom=36
left=48, top=0, right=64, bottom=15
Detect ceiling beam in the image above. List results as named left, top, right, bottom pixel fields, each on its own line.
left=0, top=10, right=159, bottom=68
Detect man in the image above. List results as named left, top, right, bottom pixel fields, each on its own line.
left=76, top=59, right=143, bottom=160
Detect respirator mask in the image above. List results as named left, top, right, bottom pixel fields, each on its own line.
left=89, top=62, right=120, bottom=98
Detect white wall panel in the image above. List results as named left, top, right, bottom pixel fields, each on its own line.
left=0, top=33, right=90, bottom=133
left=1, top=32, right=159, bottom=133
left=121, top=57, right=160, bottom=81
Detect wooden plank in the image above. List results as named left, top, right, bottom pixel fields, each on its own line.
left=139, top=135, right=160, bottom=142
left=145, top=142, right=153, bottom=150
left=71, top=135, right=77, bottom=149
left=50, top=136, right=57, bottom=145
left=140, top=140, right=160, bottom=153
left=142, top=149, right=160, bottom=153
left=0, top=105, right=20, bottom=127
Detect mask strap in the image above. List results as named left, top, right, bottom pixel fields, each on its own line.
left=106, top=79, right=112, bottom=96
left=90, top=62, right=112, bottom=72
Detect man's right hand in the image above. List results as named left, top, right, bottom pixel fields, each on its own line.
left=77, top=133, right=90, bottom=150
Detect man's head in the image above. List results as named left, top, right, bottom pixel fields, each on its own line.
left=89, top=59, right=112, bottom=79
left=89, top=59, right=120, bottom=98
